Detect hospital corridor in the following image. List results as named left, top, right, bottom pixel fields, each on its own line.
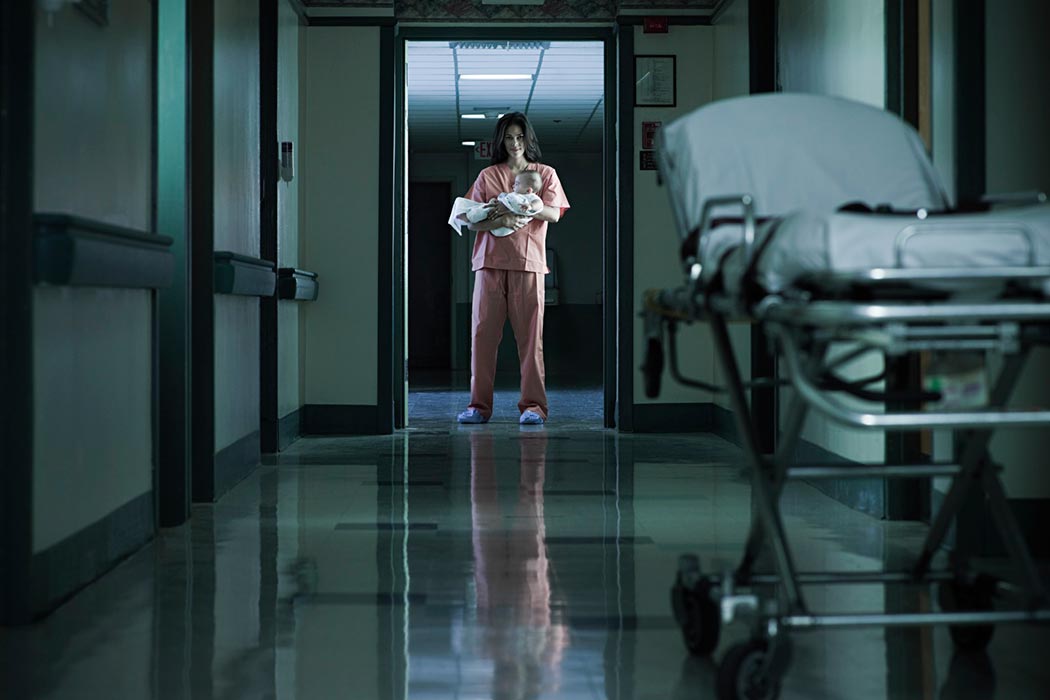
left=2, top=1, right=1049, bottom=699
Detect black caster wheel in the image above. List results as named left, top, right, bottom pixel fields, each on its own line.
left=938, top=575, right=996, bottom=651
left=671, top=555, right=721, bottom=656
left=716, top=638, right=783, bottom=700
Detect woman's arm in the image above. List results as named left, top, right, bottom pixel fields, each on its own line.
left=530, top=205, right=561, bottom=223
left=467, top=212, right=530, bottom=232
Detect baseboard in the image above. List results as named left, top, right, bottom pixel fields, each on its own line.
left=792, top=438, right=887, bottom=520
left=213, top=430, right=261, bottom=500
left=23, top=490, right=154, bottom=623
left=631, top=402, right=715, bottom=433
left=709, top=404, right=740, bottom=446
left=302, top=404, right=382, bottom=435
left=278, top=409, right=300, bottom=451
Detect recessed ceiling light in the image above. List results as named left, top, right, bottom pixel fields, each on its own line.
left=459, top=74, right=532, bottom=80
left=461, top=141, right=476, bottom=146
left=461, top=114, right=487, bottom=120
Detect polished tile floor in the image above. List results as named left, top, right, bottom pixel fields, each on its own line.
left=2, top=386, right=1048, bottom=699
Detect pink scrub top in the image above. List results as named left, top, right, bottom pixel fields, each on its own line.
left=466, top=162, right=570, bottom=274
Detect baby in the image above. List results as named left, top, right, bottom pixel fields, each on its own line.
left=448, top=170, right=544, bottom=238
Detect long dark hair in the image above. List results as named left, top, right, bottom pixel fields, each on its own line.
left=490, top=111, right=542, bottom=165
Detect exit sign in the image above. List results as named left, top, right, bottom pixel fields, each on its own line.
left=474, top=141, right=493, bottom=160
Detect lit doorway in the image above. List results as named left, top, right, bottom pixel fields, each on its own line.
left=399, top=35, right=612, bottom=429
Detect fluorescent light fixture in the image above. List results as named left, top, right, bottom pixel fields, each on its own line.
left=459, top=74, right=532, bottom=80
left=461, top=141, right=476, bottom=146
left=497, top=113, right=505, bottom=118
left=461, top=114, right=487, bottom=119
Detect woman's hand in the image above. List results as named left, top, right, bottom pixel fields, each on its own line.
left=499, top=213, right=531, bottom=230
left=486, top=201, right=512, bottom=220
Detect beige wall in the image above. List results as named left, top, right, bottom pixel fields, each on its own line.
left=301, top=27, right=381, bottom=406
left=778, top=0, right=885, bottom=108
left=32, top=0, right=153, bottom=552
left=930, top=0, right=956, bottom=206
left=633, top=24, right=719, bottom=406
left=630, top=10, right=754, bottom=409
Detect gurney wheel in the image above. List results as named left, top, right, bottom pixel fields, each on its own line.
left=938, top=578, right=996, bottom=651
left=670, top=555, right=721, bottom=656
left=716, top=638, right=782, bottom=700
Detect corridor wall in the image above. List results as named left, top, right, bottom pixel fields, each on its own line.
left=29, top=0, right=155, bottom=613
left=299, top=26, right=382, bottom=432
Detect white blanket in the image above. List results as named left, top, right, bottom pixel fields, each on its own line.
left=657, top=93, right=950, bottom=238
left=701, top=204, right=1050, bottom=299
left=447, top=193, right=543, bottom=238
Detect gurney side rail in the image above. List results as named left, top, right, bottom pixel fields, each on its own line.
left=775, top=324, right=1050, bottom=430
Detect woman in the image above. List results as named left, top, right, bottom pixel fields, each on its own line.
left=456, top=112, right=570, bottom=425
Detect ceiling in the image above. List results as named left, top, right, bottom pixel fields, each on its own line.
left=406, top=40, right=605, bottom=155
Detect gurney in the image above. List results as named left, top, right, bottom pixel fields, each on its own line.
left=641, top=93, right=1050, bottom=699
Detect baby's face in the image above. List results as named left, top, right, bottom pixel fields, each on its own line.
left=513, top=176, right=536, bottom=194
left=512, top=176, right=537, bottom=193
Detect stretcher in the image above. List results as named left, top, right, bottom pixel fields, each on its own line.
left=641, top=93, right=1050, bottom=699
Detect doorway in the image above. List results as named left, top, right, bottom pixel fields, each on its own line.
left=399, top=34, right=613, bottom=428
left=408, top=181, right=453, bottom=373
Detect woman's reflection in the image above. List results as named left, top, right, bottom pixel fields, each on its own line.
left=470, top=430, right=569, bottom=700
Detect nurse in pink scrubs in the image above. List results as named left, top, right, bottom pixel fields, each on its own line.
left=456, top=112, right=570, bottom=425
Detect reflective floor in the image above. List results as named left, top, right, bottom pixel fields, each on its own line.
left=2, top=386, right=1048, bottom=699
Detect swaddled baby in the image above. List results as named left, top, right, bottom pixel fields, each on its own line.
left=448, top=170, right=544, bottom=237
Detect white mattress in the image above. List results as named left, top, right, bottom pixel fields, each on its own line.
left=657, top=93, right=950, bottom=239
left=704, top=204, right=1050, bottom=299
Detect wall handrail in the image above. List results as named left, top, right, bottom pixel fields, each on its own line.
left=214, top=251, right=276, bottom=296
left=34, top=213, right=174, bottom=289
left=276, top=267, right=319, bottom=301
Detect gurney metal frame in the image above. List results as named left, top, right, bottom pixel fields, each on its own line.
left=643, top=194, right=1050, bottom=699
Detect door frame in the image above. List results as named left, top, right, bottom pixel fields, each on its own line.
left=392, top=26, right=620, bottom=429
left=0, top=0, right=35, bottom=624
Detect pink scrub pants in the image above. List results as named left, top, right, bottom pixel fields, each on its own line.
left=469, top=268, right=547, bottom=420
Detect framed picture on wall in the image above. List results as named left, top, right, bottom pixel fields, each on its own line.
left=634, top=55, right=676, bottom=107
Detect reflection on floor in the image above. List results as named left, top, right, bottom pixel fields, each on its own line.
left=1, top=385, right=1047, bottom=699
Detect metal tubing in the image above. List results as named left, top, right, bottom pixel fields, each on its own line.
left=711, top=315, right=808, bottom=613
left=736, top=350, right=817, bottom=581
left=913, top=353, right=1027, bottom=575
left=744, top=570, right=957, bottom=586
left=762, top=300, right=1050, bottom=326
left=782, top=609, right=1050, bottom=630
left=777, top=328, right=1050, bottom=429
left=788, top=464, right=961, bottom=480
left=895, top=222, right=1037, bottom=267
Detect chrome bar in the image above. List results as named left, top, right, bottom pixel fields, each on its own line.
left=742, top=570, right=957, bottom=586
left=980, top=190, right=1047, bottom=205
left=803, top=266, right=1050, bottom=286
left=761, top=299, right=1050, bottom=326
left=776, top=329, right=1050, bottom=429
left=695, top=194, right=756, bottom=266
left=788, top=464, right=961, bottom=480
left=895, top=222, right=1037, bottom=267
left=782, top=609, right=1050, bottom=630
left=710, top=315, right=807, bottom=613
